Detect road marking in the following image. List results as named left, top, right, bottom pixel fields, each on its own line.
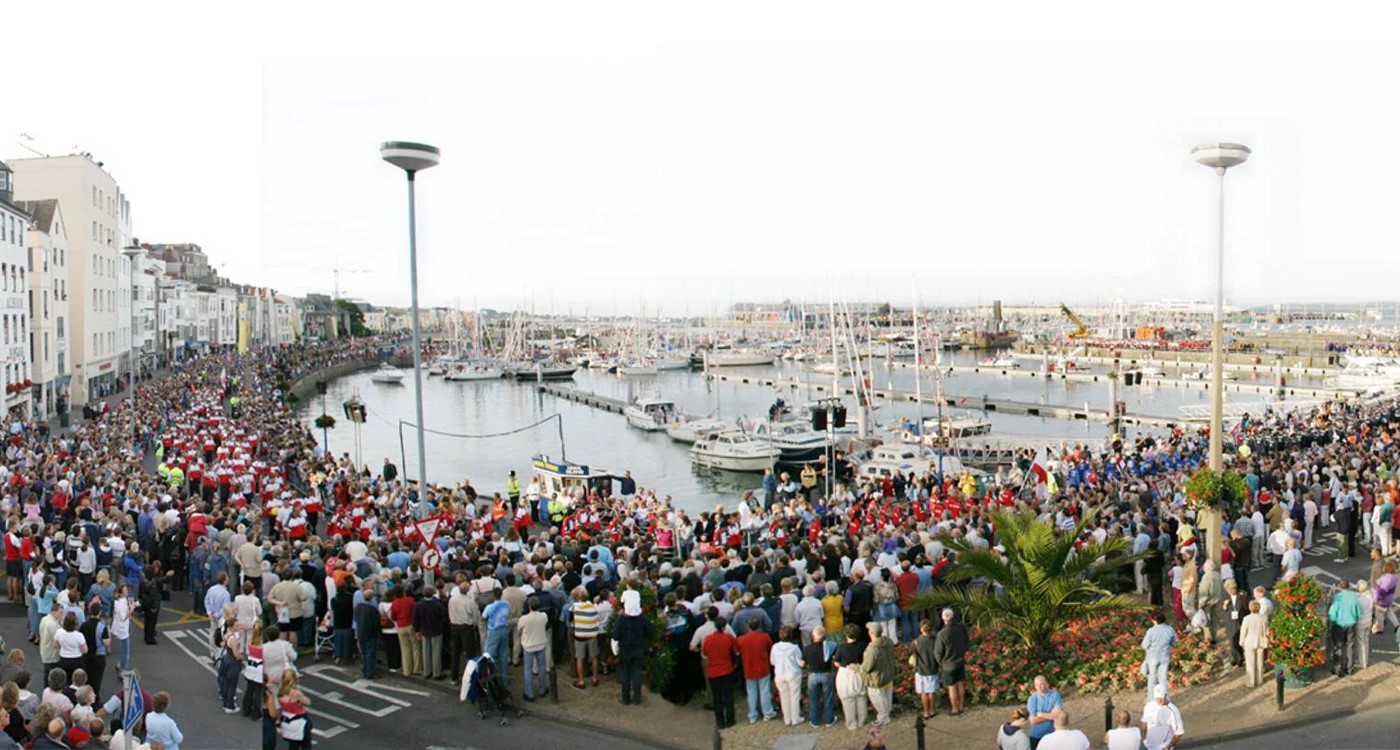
left=164, top=628, right=349, bottom=739
left=1301, top=566, right=1344, bottom=585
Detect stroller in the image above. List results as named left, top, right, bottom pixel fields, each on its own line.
left=461, top=654, right=523, bottom=725
left=311, top=612, right=335, bottom=662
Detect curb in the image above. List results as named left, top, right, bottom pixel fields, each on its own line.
left=1179, top=691, right=1400, bottom=748
left=395, top=669, right=692, bottom=750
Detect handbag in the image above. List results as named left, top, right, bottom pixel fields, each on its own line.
left=279, top=713, right=308, bottom=741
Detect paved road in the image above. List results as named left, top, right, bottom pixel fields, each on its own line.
left=0, top=600, right=652, bottom=750
left=1190, top=703, right=1395, bottom=748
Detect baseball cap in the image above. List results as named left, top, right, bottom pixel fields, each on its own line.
left=1153, top=684, right=1168, bottom=699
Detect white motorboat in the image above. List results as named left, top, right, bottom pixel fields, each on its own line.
left=444, top=361, right=503, bottom=381
left=1180, top=369, right=1237, bottom=382
left=809, top=360, right=853, bottom=376
left=665, top=416, right=733, bottom=444
left=898, top=412, right=992, bottom=443
left=655, top=356, right=691, bottom=371
left=1327, top=366, right=1400, bottom=391
left=690, top=431, right=782, bottom=472
left=624, top=398, right=677, bottom=431
left=856, top=443, right=968, bottom=480
left=707, top=350, right=775, bottom=367
left=616, top=359, right=659, bottom=377
left=427, top=356, right=459, bottom=376
left=369, top=363, right=406, bottom=384
left=979, top=357, right=1019, bottom=369
left=744, top=418, right=832, bottom=462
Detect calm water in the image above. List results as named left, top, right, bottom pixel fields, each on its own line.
left=297, top=351, right=1326, bottom=515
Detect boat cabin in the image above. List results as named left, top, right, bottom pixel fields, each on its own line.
left=531, top=454, right=615, bottom=497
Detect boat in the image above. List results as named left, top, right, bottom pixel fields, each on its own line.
left=706, top=349, right=775, bottom=367
left=1180, top=369, right=1237, bottom=382
left=1125, top=365, right=1164, bottom=379
left=979, top=357, right=1019, bottom=369
left=531, top=454, right=616, bottom=498
left=855, top=443, right=968, bottom=480
left=369, top=363, right=406, bottom=384
left=623, top=399, right=677, bottom=431
left=744, top=418, right=833, bottom=462
left=897, top=412, right=992, bottom=443
left=809, top=360, right=853, bottom=376
left=616, top=359, right=659, bottom=377
left=1327, top=366, right=1400, bottom=391
left=505, top=362, right=578, bottom=381
left=690, top=431, right=783, bottom=472
left=427, top=356, right=459, bottom=377
left=655, top=356, right=691, bottom=371
left=665, top=415, right=733, bottom=444
left=444, top=361, right=503, bottom=381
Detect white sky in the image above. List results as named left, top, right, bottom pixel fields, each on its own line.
left=6, top=1, right=1400, bottom=314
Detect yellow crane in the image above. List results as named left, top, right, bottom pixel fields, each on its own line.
left=1060, top=303, right=1089, bottom=338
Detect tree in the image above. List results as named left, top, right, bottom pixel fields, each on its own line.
left=334, top=299, right=370, bottom=337
left=911, top=508, right=1146, bottom=659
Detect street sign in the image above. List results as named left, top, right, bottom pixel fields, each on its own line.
left=414, top=516, right=442, bottom=543
left=123, top=670, right=144, bottom=733
left=421, top=547, right=441, bottom=570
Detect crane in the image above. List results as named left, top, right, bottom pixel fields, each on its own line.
left=1059, top=303, right=1089, bottom=338
left=269, top=265, right=369, bottom=300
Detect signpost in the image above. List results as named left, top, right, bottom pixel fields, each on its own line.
left=122, top=670, right=144, bottom=750
left=413, top=516, right=442, bottom=544
left=421, top=547, right=441, bottom=570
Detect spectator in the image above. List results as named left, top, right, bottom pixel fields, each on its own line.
left=769, top=626, right=803, bottom=726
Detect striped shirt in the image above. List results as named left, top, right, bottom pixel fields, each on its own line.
left=572, top=601, right=601, bottom=639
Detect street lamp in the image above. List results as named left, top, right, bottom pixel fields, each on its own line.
left=122, top=245, right=142, bottom=450
left=1191, top=141, right=1250, bottom=563
left=380, top=141, right=439, bottom=511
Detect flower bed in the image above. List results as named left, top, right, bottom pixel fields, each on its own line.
left=892, top=614, right=1223, bottom=707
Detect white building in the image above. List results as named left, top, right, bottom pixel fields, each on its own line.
left=18, top=199, right=70, bottom=419
left=273, top=293, right=299, bottom=345
left=7, top=154, right=131, bottom=404
left=215, top=287, right=237, bottom=349
left=0, top=163, right=33, bottom=419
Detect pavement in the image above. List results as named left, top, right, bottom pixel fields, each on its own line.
left=1191, top=702, right=1396, bottom=749
left=0, top=596, right=655, bottom=750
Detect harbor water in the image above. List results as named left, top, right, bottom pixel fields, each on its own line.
left=298, top=350, right=1330, bottom=515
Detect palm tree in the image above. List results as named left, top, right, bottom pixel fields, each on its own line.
left=911, top=508, right=1146, bottom=659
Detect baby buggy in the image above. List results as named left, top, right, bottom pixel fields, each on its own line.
left=461, top=654, right=523, bottom=725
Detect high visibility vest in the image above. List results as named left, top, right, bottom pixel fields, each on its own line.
left=549, top=499, right=566, bottom=523
left=506, top=478, right=520, bottom=497
left=491, top=501, right=508, bottom=522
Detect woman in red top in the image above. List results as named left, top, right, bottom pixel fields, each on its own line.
left=701, top=620, right=739, bottom=729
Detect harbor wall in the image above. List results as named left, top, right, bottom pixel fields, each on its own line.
left=288, top=357, right=414, bottom=402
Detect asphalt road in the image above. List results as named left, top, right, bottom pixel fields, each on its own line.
left=0, top=595, right=653, bottom=750
left=1190, top=704, right=1396, bottom=749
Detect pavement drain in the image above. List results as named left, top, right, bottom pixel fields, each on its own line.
left=770, top=735, right=818, bottom=750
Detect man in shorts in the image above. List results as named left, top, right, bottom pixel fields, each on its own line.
left=933, top=608, right=968, bottom=715
left=568, top=587, right=602, bottom=688
left=912, top=619, right=940, bottom=719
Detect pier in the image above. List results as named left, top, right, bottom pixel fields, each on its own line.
left=536, top=383, right=628, bottom=414
left=705, top=374, right=1191, bottom=429
left=870, top=360, right=1342, bottom=400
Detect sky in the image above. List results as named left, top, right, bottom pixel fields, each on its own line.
left=5, top=1, right=1400, bottom=315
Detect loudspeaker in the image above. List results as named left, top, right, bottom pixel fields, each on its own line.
left=832, top=406, right=847, bottom=429
left=811, top=408, right=827, bottom=431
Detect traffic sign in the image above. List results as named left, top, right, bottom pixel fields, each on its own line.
left=414, top=516, right=442, bottom=543
left=421, top=547, right=441, bottom=570
left=124, top=671, right=144, bottom=733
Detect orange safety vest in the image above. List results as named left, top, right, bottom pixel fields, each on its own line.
left=491, top=500, right=508, bottom=522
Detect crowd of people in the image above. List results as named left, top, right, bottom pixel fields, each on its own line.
left=4, top=334, right=1400, bottom=750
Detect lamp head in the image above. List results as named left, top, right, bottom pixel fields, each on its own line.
left=1191, top=142, right=1251, bottom=173
left=380, top=141, right=440, bottom=174
left=121, top=245, right=142, bottom=259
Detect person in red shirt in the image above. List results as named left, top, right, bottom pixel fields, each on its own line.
left=736, top=615, right=777, bottom=722
left=701, top=619, right=739, bottom=729
left=894, top=559, right=921, bottom=642
left=390, top=589, right=419, bottom=678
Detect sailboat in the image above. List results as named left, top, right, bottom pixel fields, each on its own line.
left=445, top=309, right=503, bottom=381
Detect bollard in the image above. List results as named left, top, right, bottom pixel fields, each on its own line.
left=1276, top=666, right=1285, bottom=711
left=915, top=713, right=926, bottom=750
left=1104, top=696, right=1114, bottom=733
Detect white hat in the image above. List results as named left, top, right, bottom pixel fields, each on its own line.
left=1153, top=684, right=1168, bottom=700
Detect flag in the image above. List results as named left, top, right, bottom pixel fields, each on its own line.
left=1029, top=448, right=1049, bottom=484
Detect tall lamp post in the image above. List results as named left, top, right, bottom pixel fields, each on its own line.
left=122, top=246, right=142, bottom=450
left=380, top=141, right=439, bottom=509
left=1191, top=141, right=1250, bottom=564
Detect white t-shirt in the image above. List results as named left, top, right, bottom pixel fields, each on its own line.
left=112, top=598, right=132, bottom=639
left=1036, top=729, right=1091, bottom=750
left=1140, top=701, right=1185, bottom=750
left=1106, top=726, right=1143, bottom=750
left=1041, top=727, right=1092, bottom=750
left=55, top=629, right=87, bottom=659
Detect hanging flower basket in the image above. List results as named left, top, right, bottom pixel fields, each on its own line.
left=1269, top=574, right=1327, bottom=679
left=314, top=413, right=336, bottom=430
left=1182, top=467, right=1249, bottom=517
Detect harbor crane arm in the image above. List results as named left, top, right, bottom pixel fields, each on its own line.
left=1059, top=303, right=1089, bottom=338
